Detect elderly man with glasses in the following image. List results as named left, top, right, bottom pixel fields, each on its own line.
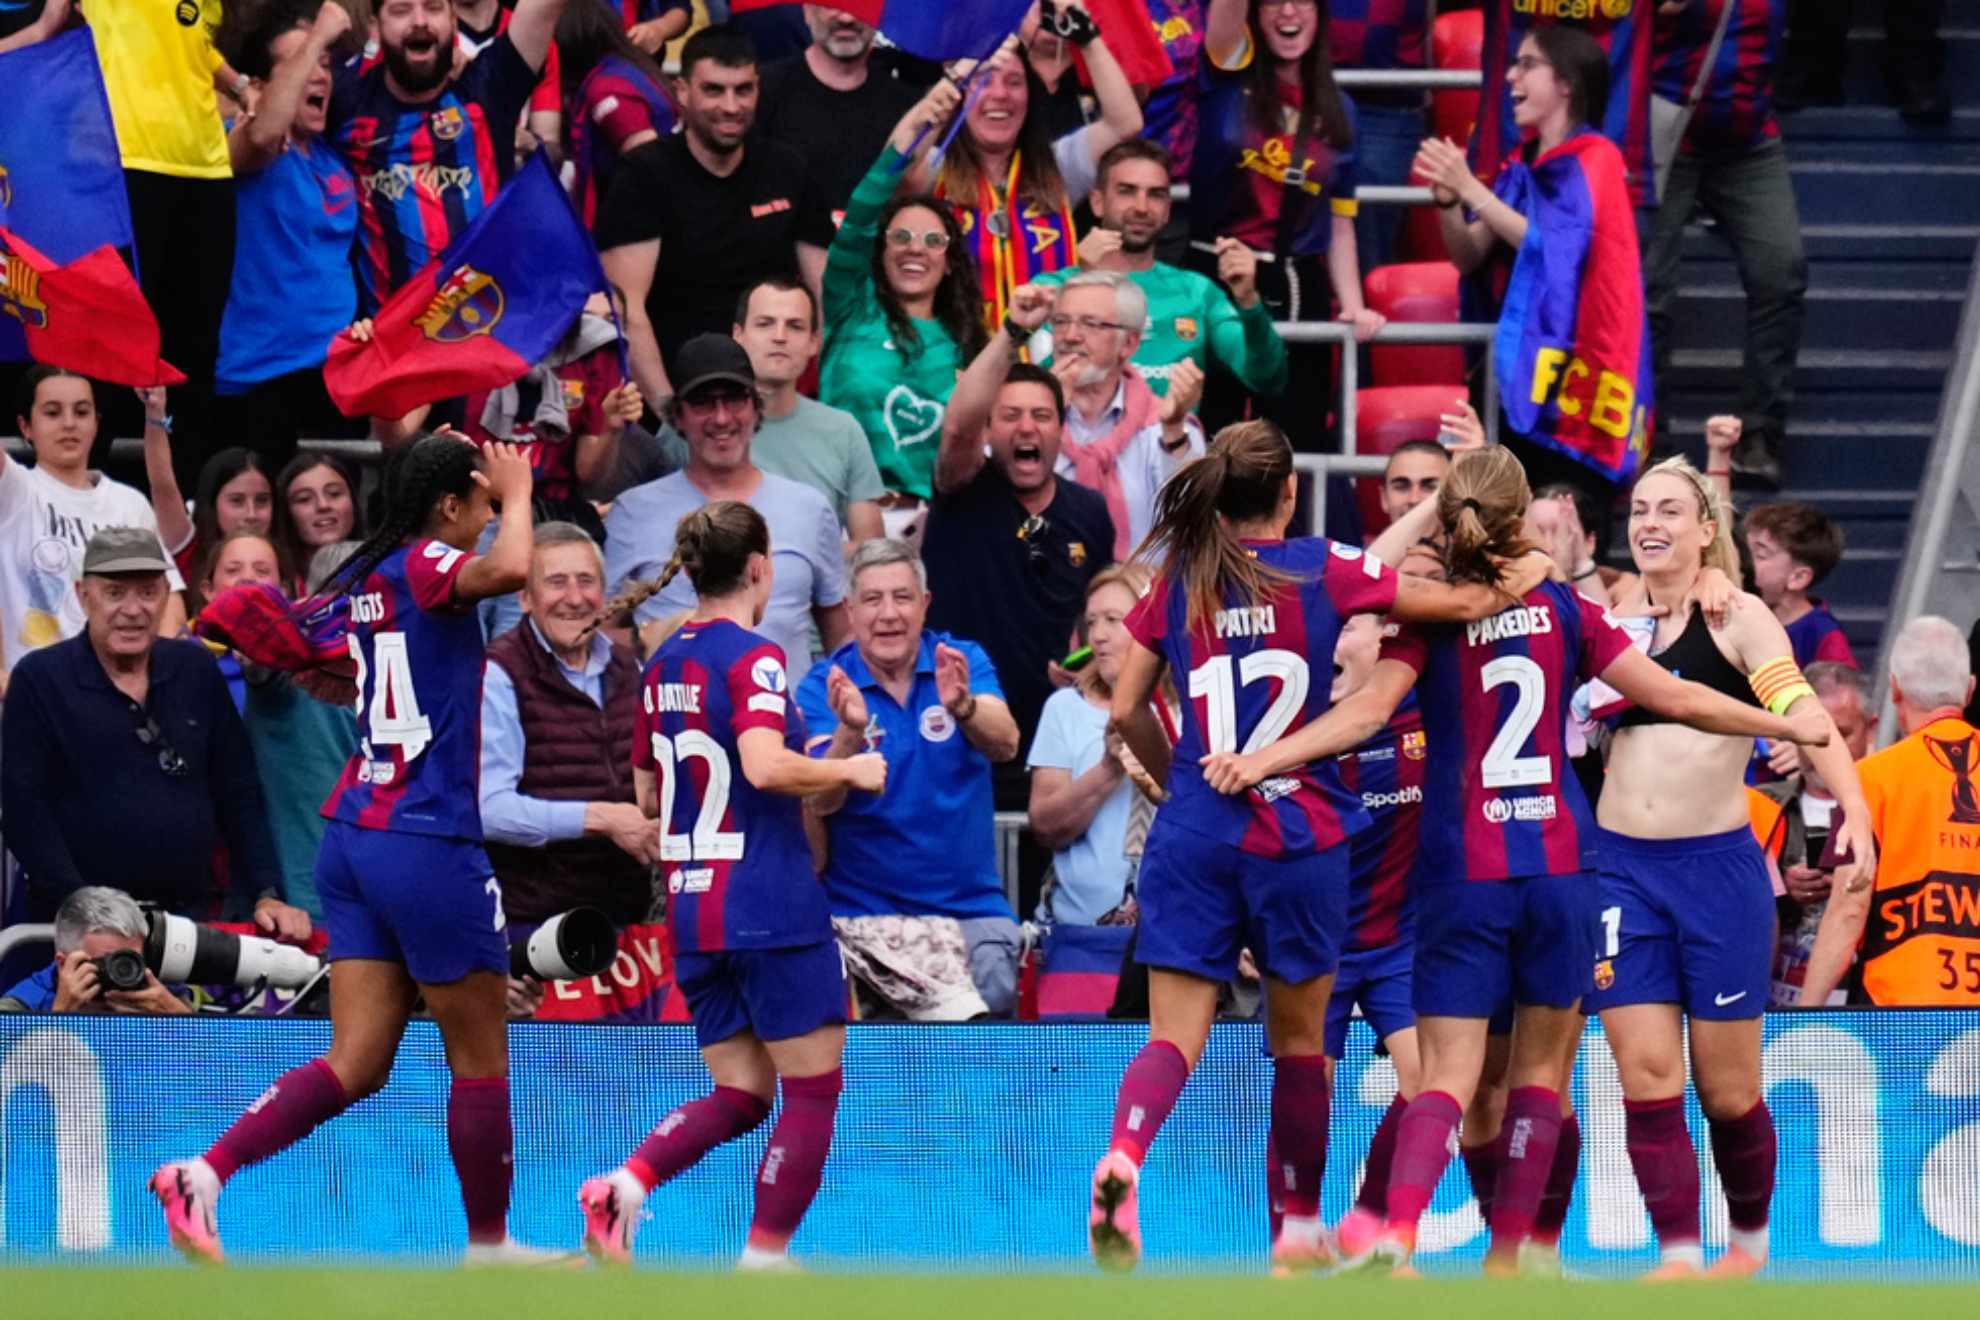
left=0, top=528, right=305, bottom=939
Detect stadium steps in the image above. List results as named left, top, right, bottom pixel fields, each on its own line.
left=1659, top=14, right=1980, bottom=660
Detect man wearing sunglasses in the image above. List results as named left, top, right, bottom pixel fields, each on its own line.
left=1, top=528, right=307, bottom=941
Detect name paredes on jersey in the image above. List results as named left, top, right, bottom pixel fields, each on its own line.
left=1466, top=605, right=1554, bottom=649
left=644, top=682, right=703, bottom=715
left=1214, top=605, right=1277, bottom=640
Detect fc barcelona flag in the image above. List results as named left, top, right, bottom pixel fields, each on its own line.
left=0, top=228, right=184, bottom=386
left=323, top=152, right=605, bottom=419
left=1492, top=132, right=1653, bottom=485
left=0, top=27, right=134, bottom=265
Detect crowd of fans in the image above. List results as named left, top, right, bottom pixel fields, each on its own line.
left=0, top=0, right=1970, bottom=1017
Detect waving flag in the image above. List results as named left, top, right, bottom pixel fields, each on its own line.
left=1075, top=0, right=1174, bottom=90
left=198, top=582, right=358, bottom=704
left=731, top=0, right=1031, bottom=60
left=1492, top=132, right=1653, bottom=485
left=0, top=228, right=184, bottom=385
left=323, top=152, right=604, bottom=419
left=0, top=27, right=134, bottom=264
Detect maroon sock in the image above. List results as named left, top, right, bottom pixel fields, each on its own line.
left=1109, top=1040, right=1190, bottom=1164
left=1265, top=1129, right=1283, bottom=1245
left=1270, top=1054, right=1331, bottom=1219
left=1487, top=1087, right=1563, bottom=1259
left=1385, top=1090, right=1463, bottom=1230
left=626, top=1086, right=771, bottom=1191
left=1460, top=1134, right=1503, bottom=1226
left=204, top=1058, right=349, bottom=1183
left=1624, top=1096, right=1701, bottom=1251
left=448, top=1076, right=513, bottom=1245
left=1534, top=1112, right=1580, bottom=1245
left=747, top=1068, right=842, bottom=1249
left=1708, top=1101, right=1776, bottom=1234
left=1354, top=1093, right=1409, bottom=1216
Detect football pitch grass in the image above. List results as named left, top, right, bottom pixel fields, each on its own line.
left=6, top=1268, right=1978, bottom=1319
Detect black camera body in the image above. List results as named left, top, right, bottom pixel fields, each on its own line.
left=90, top=948, right=149, bottom=993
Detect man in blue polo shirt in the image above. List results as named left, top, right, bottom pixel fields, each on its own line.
left=796, top=538, right=1023, bottom=1017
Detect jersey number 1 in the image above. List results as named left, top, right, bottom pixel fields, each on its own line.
left=348, top=631, right=432, bottom=763
left=648, top=731, right=745, bottom=862
left=1188, top=650, right=1309, bottom=755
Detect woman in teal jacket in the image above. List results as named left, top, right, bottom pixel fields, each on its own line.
left=821, top=83, right=988, bottom=503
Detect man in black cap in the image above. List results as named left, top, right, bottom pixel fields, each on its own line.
left=0, top=527, right=308, bottom=937
left=601, top=335, right=849, bottom=689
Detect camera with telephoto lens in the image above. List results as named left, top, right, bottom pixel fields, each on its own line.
left=511, top=907, right=616, bottom=980
left=90, top=948, right=150, bottom=993
left=142, top=908, right=324, bottom=989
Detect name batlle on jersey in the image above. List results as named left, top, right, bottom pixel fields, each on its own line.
left=1467, top=605, right=1554, bottom=648
left=645, top=682, right=703, bottom=715
left=1483, top=794, right=1558, bottom=824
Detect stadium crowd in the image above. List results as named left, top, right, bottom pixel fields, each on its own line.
left=0, top=0, right=1974, bottom=1277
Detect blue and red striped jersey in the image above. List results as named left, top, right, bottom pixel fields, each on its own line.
left=1127, top=537, right=1400, bottom=858
left=330, top=36, right=538, bottom=308
left=1335, top=698, right=1425, bottom=950
left=1382, top=581, right=1632, bottom=882
left=1651, top=0, right=1781, bottom=159
left=633, top=618, right=827, bottom=953
left=1328, top=0, right=1430, bottom=71
left=1472, top=0, right=1656, bottom=207
left=322, top=539, right=487, bottom=840
left=1785, top=600, right=1858, bottom=670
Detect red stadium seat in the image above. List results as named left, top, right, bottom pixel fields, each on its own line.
left=1398, top=10, right=1485, bottom=262
left=1363, top=262, right=1465, bottom=387
left=1352, top=384, right=1469, bottom=537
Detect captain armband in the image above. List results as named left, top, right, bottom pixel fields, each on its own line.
left=1750, top=657, right=1817, bottom=716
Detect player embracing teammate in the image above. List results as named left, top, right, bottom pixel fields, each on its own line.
left=1086, top=421, right=1557, bottom=1274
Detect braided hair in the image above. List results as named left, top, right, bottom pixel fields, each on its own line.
left=314, top=432, right=483, bottom=602
left=595, top=501, right=768, bottom=630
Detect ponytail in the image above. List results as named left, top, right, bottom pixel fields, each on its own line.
left=598, top=500, right=769, bottom=632
left=1134, top=421, right=1298, bottom=631
left=1438, top=446, right=1536, bottom=588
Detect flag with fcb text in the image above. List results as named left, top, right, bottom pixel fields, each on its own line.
left=731, top=0, right=1032, bottom=60
left=0, top=228, right=184, bottom=386
left=322, top=152, right=604, bottom=419
left=1492, top=132, right=1653, bottom=485
left=0, top=27, right=134, bottom=265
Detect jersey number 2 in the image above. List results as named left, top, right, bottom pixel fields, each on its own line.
left=1479, top=655, right=1551, bottom=789
left=648, top=731, right=745, bottom=862
left=1188, top=650, right=1309, bottom=755
left=348, top=631, right=432, bottom=763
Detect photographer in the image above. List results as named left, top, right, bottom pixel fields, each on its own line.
left=0, top=887, right=190, bottom=1015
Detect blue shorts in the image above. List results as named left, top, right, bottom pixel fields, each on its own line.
left=1583, top=827, right=1772, bottom=1021
left=1324, top=940, right=1416, bottom=1058
left=674, top=941, right=847, bottom=1049
left=314, top=819, right=509, bottom=986
left=1412, top=873, right=1598, bottom=1019
left=1135, top=817, right=1348, bottom=985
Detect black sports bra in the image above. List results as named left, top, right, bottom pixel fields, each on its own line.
left=1615, top=605, right=1760, bottom=728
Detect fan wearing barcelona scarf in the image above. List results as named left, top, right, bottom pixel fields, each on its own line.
left=1195, top=0, right=1386, bottom=449
left=1416, top=26, right=1650, bottom=534
left=151, top=434, right=558, bottom=1265
left=912, top=0, right=1144, bottom=332
left=1200, top=446, right=1824, bottom=1278
left=1086, top=421, right=1557, bottom=1276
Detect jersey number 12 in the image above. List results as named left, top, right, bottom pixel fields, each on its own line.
left=1189, top=649, right=1310, bottom=755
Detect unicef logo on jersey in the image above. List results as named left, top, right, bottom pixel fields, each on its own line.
left=1482, top=795, right=1558, bottom=824
left=751, top=657, right=788, bottom=694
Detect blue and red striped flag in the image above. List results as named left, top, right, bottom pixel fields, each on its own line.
left=1492, top=131, right=1653, bottom=485
left=731, top=0, right=1031, bottom=61
left=0, top=227, right=184, bottom=386
left=323, top=152, right=605, bottom=419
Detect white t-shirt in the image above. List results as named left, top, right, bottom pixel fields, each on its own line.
left=0, top=458, right=185, bottom=663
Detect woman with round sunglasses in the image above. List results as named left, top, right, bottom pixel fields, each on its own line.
left=822, top=82, right=988, bottom=528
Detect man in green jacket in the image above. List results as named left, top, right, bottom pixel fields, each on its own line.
left=1035, top=138, right=1288, bottom=404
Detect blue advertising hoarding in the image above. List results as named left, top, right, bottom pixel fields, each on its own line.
left=2, top=1014, right=1977, bottom=1275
